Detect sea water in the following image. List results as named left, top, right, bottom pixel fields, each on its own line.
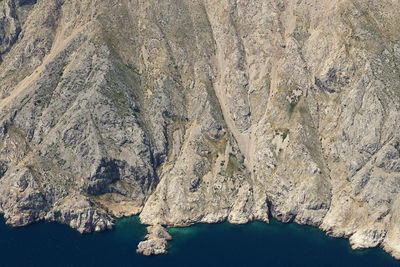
left=0, top=216, right=398, bottom=266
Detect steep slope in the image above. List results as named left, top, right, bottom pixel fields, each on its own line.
left=0, top=0, right=399, bottom=258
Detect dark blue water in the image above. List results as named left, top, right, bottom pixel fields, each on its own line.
left=0, top=215, right=398, bottom=267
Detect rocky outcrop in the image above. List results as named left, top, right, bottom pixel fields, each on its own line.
left=0, top=0, right=399, bottom=260
left=136, top=225, right=172, bottom=256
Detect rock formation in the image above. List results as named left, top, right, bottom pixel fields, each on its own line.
left=137, top=224, right=172, bottom=255
left=0, top=0, right=399, bottom=259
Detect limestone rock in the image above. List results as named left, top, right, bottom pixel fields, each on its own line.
left=137, top=225, right=171, bottom=256
left=0, top=0, right=399, bottom=260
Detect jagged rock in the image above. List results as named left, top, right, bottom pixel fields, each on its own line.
left=0, top=0, right=399, bottom=260
left=137, top=225, right=172, bottom=256
left=146, top=225, right=172, bottom=241
left=136, top=239, right=168, bottom=256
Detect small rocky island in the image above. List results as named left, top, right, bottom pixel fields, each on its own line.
left=0, top=0, right=399, bottom=259
left=137, top=225, right=172, bottom=255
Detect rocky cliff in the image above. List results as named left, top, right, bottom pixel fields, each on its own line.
left=0, top=0, right=399, bottom=258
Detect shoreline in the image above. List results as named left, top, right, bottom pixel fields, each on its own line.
left=0, top=214, right=398, bottom=266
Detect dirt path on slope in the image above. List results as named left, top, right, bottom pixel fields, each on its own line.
left=0, top=11, right=88, bottom=112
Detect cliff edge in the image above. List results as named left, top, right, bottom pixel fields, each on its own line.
left=0, top=0, right=399, bottom=259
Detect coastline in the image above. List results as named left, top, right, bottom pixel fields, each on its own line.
left=0, top=215, right=398, bottom=266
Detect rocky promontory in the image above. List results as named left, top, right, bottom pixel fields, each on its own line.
left=137, top=225, right=172, bottom=256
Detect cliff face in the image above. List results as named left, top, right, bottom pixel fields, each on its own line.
left=0, top=0, right=399, bottom=258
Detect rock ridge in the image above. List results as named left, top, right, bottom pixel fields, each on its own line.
left=0, top=0, right=399, bottom=260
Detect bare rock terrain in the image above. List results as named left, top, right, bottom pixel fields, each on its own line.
left=0, top=0, right=399, bottom=259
